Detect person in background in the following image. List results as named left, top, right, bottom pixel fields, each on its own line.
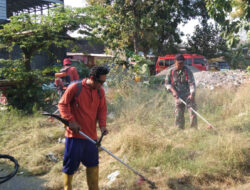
left=165, top=54, right=197, bottom=129
left=55, top=58, right=80, bottom=94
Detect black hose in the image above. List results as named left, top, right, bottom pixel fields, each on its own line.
left=0, top=154, right=19, bottom=184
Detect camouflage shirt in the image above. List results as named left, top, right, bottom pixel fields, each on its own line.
left=165, top=65, right=196, bottom=98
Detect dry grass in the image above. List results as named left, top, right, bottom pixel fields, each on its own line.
left=0, top=82, right=249, bottom=190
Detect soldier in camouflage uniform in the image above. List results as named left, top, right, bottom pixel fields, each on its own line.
left=165, top=54, right=197, bottom=129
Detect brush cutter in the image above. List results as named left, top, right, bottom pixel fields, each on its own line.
left=178, top=98, right=215, bottom=129
left=42, top=112, right=157, bottom=189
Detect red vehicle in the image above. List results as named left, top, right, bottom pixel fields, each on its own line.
left=155, top=54, right=208, bottom=74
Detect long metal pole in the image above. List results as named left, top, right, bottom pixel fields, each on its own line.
left=42, top=113, right=156, bottom=189
left=179, top=98, right=215, bottom=129
left=78, top=131, right=156, bottom=188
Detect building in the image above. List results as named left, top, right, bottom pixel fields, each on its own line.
left=0, top=0, right=65, bottom=69
left=0, top=0, right=63, bottom=24
left=67, top=40, right=113, bottom=67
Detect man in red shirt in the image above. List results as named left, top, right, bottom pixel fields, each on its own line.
left=61, top=58, right=80, bottom=82
left=58, top=66, right=109, bottom=190
left=55, top=58, right=80, bottom=93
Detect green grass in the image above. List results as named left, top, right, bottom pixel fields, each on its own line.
left=0, top=82, right=249, bottom=189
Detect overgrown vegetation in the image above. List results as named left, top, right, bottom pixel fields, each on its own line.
left=85, top=0, right=209, bottom=55
left=0, top=59, right=54, bottom=113
left=0, top=2, right=249, bottom=188
left=0, top=76, right=249, bottom=189
left=185, top=23, right=228, bottom=59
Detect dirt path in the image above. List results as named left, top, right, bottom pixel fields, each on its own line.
left=228, top=183, right=250, bottom=190
left=0, top=175, right=46, bottom=190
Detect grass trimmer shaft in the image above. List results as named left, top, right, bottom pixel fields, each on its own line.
left=42, top=112, right=157, bottom=189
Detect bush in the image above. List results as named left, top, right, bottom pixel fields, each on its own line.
left=106, top=62, right=135, bottom=88
left=70, top=60, right=90, bottom=79
left=129, top=54, right=152, bottom=79
left=247, top=66, right=250, bottom=75
left=0, top=59, right=53, bottom=113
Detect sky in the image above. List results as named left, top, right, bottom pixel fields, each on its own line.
left=64, top=0, right=200, bottom=43
left=64, top=0, right=87, bottom=8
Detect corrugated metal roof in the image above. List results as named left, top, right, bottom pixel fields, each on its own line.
left=6, top=0, right=63, bottom=17
left=0, top=0, right=7, bottom=20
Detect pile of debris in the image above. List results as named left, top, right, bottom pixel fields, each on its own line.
left=156, top=67, right=250, bottom=90
left=194, top=70, right=250, bottom=90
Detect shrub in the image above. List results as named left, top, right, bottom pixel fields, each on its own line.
left=0, top=59, right=53, bottom=113
left=70, top=60, right=90, bottom=79
left=247, top=66, right=250, bottom=75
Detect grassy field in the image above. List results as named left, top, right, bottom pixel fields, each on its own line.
left=0, top=82, right=249, bottom=190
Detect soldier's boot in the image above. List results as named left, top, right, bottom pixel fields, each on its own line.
left=64, top=173, right=73, bottom=190
left=86, top=166, right=99, bottom=190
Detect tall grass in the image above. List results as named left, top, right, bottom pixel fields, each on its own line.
left=103, top=82, right=250, bottom=189
left=0, top=82, right=249, bottom=190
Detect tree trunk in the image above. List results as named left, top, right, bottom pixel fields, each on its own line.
left=133, top=32, right=139, bottom=54
left=24, top=59, right=31, bottom=71
left=132, top=0, right=139, bottom=54
left=23, top=49, right=32, bottom=71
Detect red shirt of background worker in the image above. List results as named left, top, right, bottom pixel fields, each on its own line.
left=55, top=58, right=80, bottom=91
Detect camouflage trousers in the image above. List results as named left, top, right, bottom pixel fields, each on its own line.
left=175, top=97, right=197, bottom=129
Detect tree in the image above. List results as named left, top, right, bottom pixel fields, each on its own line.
left=185, top=23, right=228, bottom=58
left=205, top=0, right=250, bottom=47
left=0, top=6, right=91, bottom=71
left=86, top=0, right=209, bottom=56
left=0, top=6, right=93, bottom=112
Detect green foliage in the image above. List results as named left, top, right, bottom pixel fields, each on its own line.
left=86, top=0, right=209, bottom=55
left=0, top=59, right=52, bottom=113
left=186, top=23, right=228, bottom=58
left=41, top=65, right=60, bottom=76
left=247, top=66, right=250, bottom=74
left=106, top=62, right=134, bottom=88
left=223, top=44, right=250, bottom=69
left=70, top=60, right=90, bottom=79
left=205, top=0, right=250, bottom=48
left=0, top=6, right=95, bottom=113
left=129, top=54, right=151, bottom=78
left=0, top=6, right=91, bottom=71
left=107, top=53, right=153, bottom=88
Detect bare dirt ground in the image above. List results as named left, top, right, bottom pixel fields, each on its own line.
left=228, top=183, right=250, bottom=190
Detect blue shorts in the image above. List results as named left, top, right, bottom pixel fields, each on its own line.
left=62, top=137, right=99, bottom=175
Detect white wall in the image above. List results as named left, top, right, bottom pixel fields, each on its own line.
left=0, top=0, right=6, bottom=20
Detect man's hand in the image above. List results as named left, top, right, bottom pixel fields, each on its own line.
left=171, top=89, right=179, bottom=99
left=100, top=126, right=108, bottom=135
left=187, top=94, right=194, bottom=101
left=68, top=121, right=81, bottom=133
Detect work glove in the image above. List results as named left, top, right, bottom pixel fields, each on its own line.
left=69, top=121, right=81, bottom=133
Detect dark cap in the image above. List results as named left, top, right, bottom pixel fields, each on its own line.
left=175, top=54, right=185, bottom=61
